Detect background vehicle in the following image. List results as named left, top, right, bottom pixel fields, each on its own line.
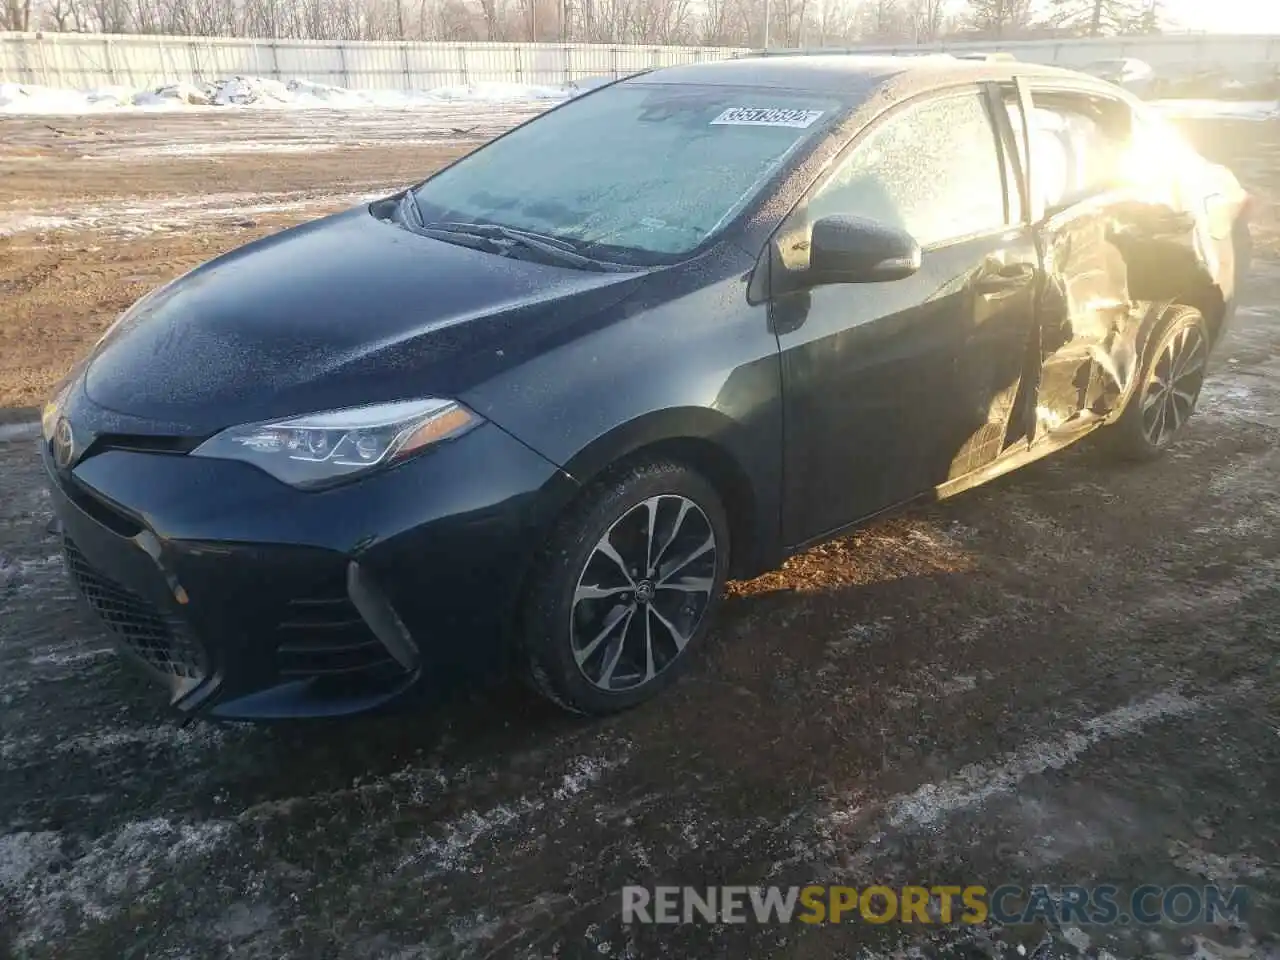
left=42, top=55, right=1251, bottom=719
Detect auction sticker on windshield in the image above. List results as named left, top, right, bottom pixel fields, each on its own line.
left=710, top=107, right=826, bottom=128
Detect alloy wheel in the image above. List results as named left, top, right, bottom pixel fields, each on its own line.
left=1141, top=324, right=1207, bottom=448
left=570, top=495, right=718, bottom=692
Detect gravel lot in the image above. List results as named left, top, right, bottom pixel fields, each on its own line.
left=0, top=108, right=1277, bottom=960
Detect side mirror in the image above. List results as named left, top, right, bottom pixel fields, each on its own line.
left=807, top=215, right=922, bottom=285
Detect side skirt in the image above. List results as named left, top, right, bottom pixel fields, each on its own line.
left=935, top=415, right=1104, bottom=501
left=777, top=418, right=1105, bottom=562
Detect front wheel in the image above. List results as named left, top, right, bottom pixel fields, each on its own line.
left=520, top=458, right=730, bottom=715
left=1102, top=304, right=1210, bottom=461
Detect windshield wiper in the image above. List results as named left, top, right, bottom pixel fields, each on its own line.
left=420, top=221, right=627, bottom=272
left=418, top=226, right=506, bottom=254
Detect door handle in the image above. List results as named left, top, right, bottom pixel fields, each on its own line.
left=976, top=264, right=1035, bottom=295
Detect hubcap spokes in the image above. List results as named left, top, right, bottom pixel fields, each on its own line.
left=1142, top=326, right=1206, bottom=448
left=571, top=495, right=718, bottom=692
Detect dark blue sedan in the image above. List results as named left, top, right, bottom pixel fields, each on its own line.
left=41, top=54, right=1251, bottom=719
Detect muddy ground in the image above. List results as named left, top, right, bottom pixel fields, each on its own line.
left=0, top=105, right=544, bottom=412
left=0, top=109, right=1278, bottom=959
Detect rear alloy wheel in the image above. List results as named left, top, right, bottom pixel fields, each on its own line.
left=1141, top=323, right=1208, bottom=448
left=521, top=460, right=729, bottom=715
left=1103, top=305, right=1210, bottom=461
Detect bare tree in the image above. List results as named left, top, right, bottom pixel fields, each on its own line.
left=1042, top=0, right=1147, bottom=36
left=904, top=0, right=944, bottom=41
left=21, top=0, right=1010, bottom=46
left=1133, top=0, right=1160, bottom=33
left=2, top=0, right=33, bottom=30
left=476, top=0, right=503, bottom=39
left=39, top=0, right=79, bottom=29
left=857, top=0, right=906, bottom=42
left=965, top=0, right=1033, bottom=38
left=86, top=0, right=129, bottom=31
left=811, top=0, right=860, bottom=46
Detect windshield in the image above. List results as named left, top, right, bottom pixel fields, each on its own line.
left=411, top=83, right=841, bottom=264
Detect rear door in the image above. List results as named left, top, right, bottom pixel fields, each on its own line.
left=771, top=85, right=1040, bottom=547
left=1015, top=84, right=1149, bottom=437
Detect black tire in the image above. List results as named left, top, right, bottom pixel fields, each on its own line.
left=1102, top=304, right=1210, bottom=461
left=519, top=458, right=730, bottom=715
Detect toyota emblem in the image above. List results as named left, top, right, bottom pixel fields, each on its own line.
left=52, top=417, right=76, bottom=470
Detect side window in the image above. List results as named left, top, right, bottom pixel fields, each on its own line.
left=805, top=92, right=1007, bottom=248
left=1026, top=93, right=1132, bottom=213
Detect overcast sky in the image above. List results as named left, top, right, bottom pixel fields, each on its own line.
left=1160, top=0, right=1280, bottom=33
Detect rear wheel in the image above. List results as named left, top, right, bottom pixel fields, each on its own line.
left=1103, top=304, right=1210, bottom=460
left=520, top=458, right=730, bottom=715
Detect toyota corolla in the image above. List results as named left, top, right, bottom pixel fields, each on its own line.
left=42, top=54, right=1251, bottom=719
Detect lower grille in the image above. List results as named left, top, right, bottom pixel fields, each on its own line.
left=276, top=585, right=402, bottom=681
left=63, top=536, right=207, bottom=686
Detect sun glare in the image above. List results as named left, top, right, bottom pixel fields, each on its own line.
left=1166, top=0, right=1280, bottom=33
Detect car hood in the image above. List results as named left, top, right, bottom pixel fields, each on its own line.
left=84, top=204, right=648, bottom=435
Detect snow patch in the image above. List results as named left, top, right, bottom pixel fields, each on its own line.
left=54, top=722, right=239, bottom=756
left=0, top=421, right=40, bottom=443
left=1061, top=926, right=1093, bottom=952
left=0, top=189, right=389, bottom=237
left=553, top=754, right=617, bottom=801
left=0, top=831, right=62, bottom=891
left=1, top=75, right=581, bottom=115
left=2, top=818, right=233, bottom=948
left=1169, top=840, right=1269, bottom=883
left=1151, top=99, right=1280, bottom=121
left=1199, top=380, right=1274, bottom=428
left=397, top=799, right=538, bottom=876
left=397, top=751, right=628, bottom=876
left=0, top=554, right=66, bottom=601
left=27, top=647, right=115, bottom=668
left=86, top=140, right=345, bottom=159
left=886, top=689, right=1208, bottom=830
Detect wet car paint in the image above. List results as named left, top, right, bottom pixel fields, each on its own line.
left=83, top=207, right=650, bottom=434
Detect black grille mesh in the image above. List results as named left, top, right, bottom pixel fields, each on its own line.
left=276, top=590, right=400, bottom=680
left=63, top=536, right=207, bottom=684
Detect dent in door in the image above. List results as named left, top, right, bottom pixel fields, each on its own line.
left=1034, top=198, right=1224, bottom=440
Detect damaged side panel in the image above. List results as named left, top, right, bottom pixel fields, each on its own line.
left=1034, top=199, right=1136, bottom=437
left=1033, top=198, right=1224, bottom=443
left=1020, top=84, right=1228, bottom=445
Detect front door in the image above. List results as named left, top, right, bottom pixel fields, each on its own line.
left=772, top=87, right=1038, bottom=547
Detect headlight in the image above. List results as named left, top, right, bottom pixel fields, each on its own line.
left=41, top=376, right=77, bottom=441
left=191, top=399, right=481, bottom=488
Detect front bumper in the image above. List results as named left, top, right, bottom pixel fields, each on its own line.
left=43, top=402, right=576, bottom=720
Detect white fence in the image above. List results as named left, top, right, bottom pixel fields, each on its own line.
left=1, top=32, right=1278, bottom=91
left=0, top=34, right=747, bottom=89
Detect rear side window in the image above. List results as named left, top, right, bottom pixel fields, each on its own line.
left=1024, top=92, right=1132, bottom=213
left=804, top=91, right=1007, bottom=248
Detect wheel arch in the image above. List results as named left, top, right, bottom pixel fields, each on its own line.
left=1104, top=298, right=1203, bottom=425
left=1119, top=220, right=1228, bottom=344
left=557, top=408, right=774, bottom=580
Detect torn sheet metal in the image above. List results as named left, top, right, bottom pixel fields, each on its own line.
left=1030, top=196, right=1224, bottom=442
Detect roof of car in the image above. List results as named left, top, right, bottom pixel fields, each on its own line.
left=632, top=53, right=1091, bottom=96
